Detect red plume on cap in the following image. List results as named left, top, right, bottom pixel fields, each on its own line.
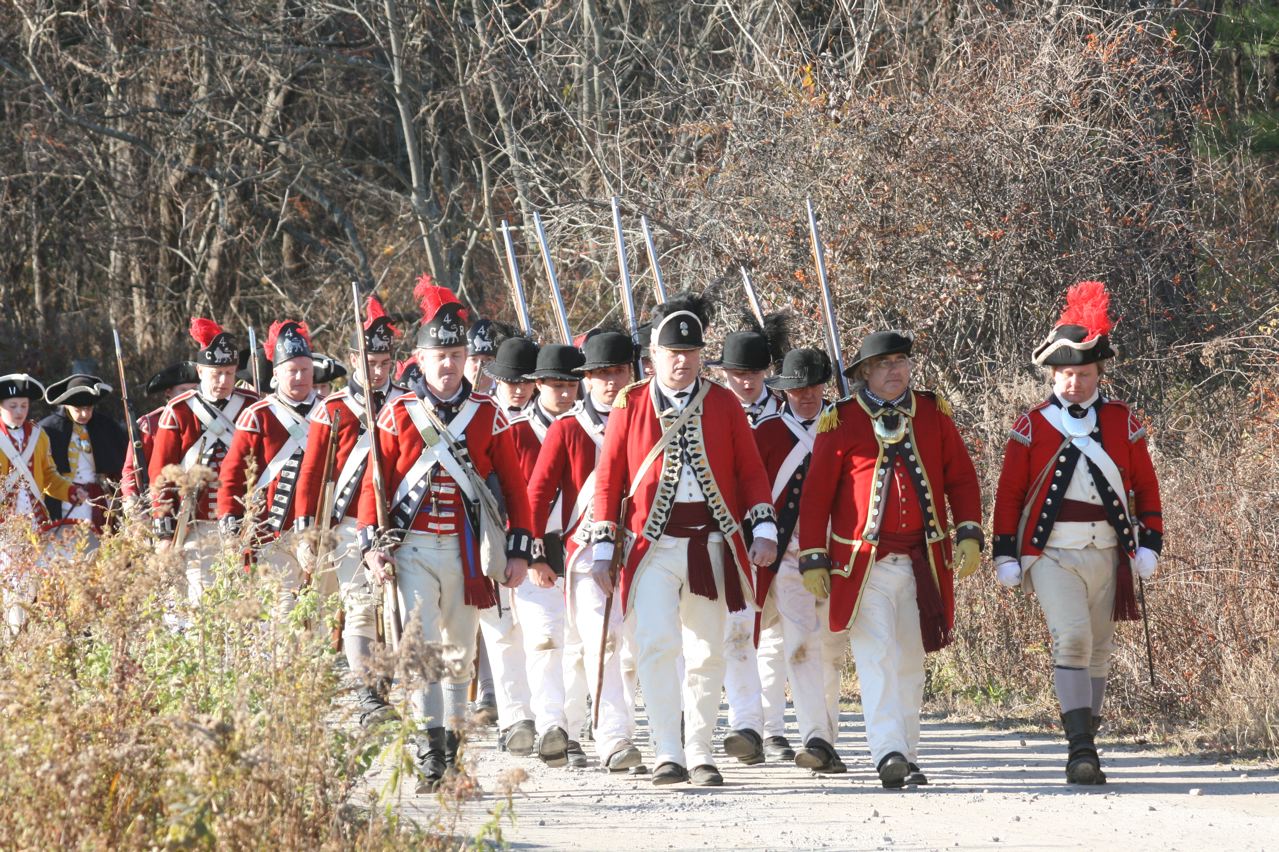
left=1056, top=280, right=1114, bottom=341
left=189, top=317, right=225, bottom=348
left=364, top=295, right=401, bottom=337
left=414, top=273, right=469, bottom=324
left=266, top=320, right=312, bottom=353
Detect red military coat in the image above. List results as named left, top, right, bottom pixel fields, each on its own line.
left=355, top=387, right=532, bottom=552
left=149, top=387, right=258, bottom=524
left=992, top=396, right=1163, bottom=562
left=798, top=390, right=983, bottom=633
left=120, top=406, right=163, bottom=499
left=751, top=410, right=817, bottom=607
left=216, top=393, right=315, bottom=533
left=527, top=399, right=609, bottom=568
left=294, top=383, right=405, bottom=526
left=592, top=378, right=775, bottom=614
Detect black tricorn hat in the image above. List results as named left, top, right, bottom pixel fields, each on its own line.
left=312, top=353, right=348, bottom=384
left=45, top=374, right=113, bottom=407
left=1032, top=281, right=1117, bottom=367
left=145, top=362, right=198, bottom=396
left=0, top=374, right=46, bottom=402
left=709, top=311, right=789, bottom=371
left=767, top=348, right=833, bottom=390
left=528, top=344, right=585, bottom=381
left=484, top=337, right=540, bottom=382
left=650, top=292, right=712, bottom=351
left=577, top=331, right=635, bottom=372
left=237, top=346, right=272, bottom=387
left=843, top=331, right=913, bottom=378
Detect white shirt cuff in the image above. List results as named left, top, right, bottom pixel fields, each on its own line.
left=752, top=521, right=778, bottom=542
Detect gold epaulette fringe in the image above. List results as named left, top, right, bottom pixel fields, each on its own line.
left=934, top=392, right=953, bottom=418
left=817, top=403, right=840, bottom=433
left=614, top=379, right=646, bottom=409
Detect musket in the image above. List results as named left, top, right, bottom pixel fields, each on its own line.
left=500, top=219, right=535, bottom=337
left=352, top=282, right=401, bottom=650
left=247, top=325, right=262, bottom=395
left=532, top=211, right=573, bottom=344
left=739, top=266, right=766, bottom=327
left=639, top=215, right=669, bottom=305
left=593, top=495, right=629, bottom=730
left=610, top=196, right=642, bottom=377
left=111, top=325, right=147, bottom=498
left=806, top=198, right=849, bottom=397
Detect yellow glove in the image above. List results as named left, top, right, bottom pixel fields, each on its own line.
left=955, top=537, right=981, bottom=580
left=802, top=568, right=831, bottom=600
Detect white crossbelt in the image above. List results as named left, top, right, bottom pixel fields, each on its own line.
left=391, top=398, right=480, bottom=510
left=0, top=427, right=43, bottom=508
left=182, top=393, right=245, bottom=467
left=1039, top=404, right=1138, bottom=547
left=771, top=414, right=815, bottom=502
left=253, top=398, right=311, bottom=493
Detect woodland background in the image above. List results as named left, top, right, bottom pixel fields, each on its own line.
left=1, top=0, right=1277, bottom=818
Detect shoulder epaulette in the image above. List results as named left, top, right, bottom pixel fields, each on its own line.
left=1009, top=413, right=1032, bottom=446
left=613, top=378, right=650, bottom=410
left=817, top=401, right=841, bottom=433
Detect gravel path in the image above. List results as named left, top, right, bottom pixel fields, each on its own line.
left=361, top=704, right=1279, bottom=851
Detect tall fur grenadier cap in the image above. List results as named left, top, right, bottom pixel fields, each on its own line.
left=649, top=291, right=713, bottom=351
left=349, top=295, right=401, bottom=353
left=266, top=320, right=313, bottom=366
left=709, top=311, right=790, bottom=372
left=413, top=274, right=470, bottom=349
left=1032, top=280, right=1117, bottom=367
left=189, top=318, right=239, bottom=367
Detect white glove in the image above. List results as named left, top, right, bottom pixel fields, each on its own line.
left=995, top=556, right=1022, bottom=588
left=1133, top=546, right=1158, bottom=580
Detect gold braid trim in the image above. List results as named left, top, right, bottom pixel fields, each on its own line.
left=613, top=378, right=649, bottom=410
left=817, top=402, right=840, bottom=433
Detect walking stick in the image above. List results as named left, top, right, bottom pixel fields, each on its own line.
left=1138, top=577, right=1156, bottom=685
left=593, top=497, right=629, bottom=730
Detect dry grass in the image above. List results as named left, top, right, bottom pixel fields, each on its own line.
left=0, top=494, right=514, bottom=849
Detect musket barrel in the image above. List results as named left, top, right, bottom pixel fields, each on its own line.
left=806, top=198, right=849, bottom=396
left=739, top=267, right=766, bottom=326
left=532, top=211, right=572, bottom=344
left=640, top=215, right=669, bottom=305
left=500, top=219, right=535, bottom=336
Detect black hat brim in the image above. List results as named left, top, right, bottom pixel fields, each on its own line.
left=483, top=363, right=534, bottom=382
left=576, top=359, right=633, bottom=373
left=45, top=375, right=111, bottom=406
left=766, top=375, right=828, bottom=390
left=528, top=370, right=582, bottom=382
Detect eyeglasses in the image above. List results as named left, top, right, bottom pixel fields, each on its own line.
left=869, top=357, right=911, bottom=372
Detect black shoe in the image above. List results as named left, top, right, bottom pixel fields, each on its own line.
left=566, top=740, right=589, bottom=768
left=605, top=742, right=643, bottom=772
left=414, top=727, right=448, bottom=794
left=689, top=764, right=724, bottom=786
left=651, top=761, right=689, bottom=786
left=722, top=728, right=765, bottom=765
left=355, top=685, right=399, bottom=729
left=538, top=725, right=570, bottom=767
left=905, top=762, right=928, bottom=786
left=795, top=737, right=840, bottom=772
left=470, top=700, right=499, bottom=727
left=500, top=719, right=537, bottom=756
left=764, top=735, right=796, bottom=762
left=1062, top=708, right=1106, bottom=785
left=445, top=729, right=462, bottom=768
left=877, top=752, right=910, bottom=789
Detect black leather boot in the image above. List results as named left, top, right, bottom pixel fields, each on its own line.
left=1062, top=707, right=1106, bottom=785
left=415, top=727, right=448, bottom=793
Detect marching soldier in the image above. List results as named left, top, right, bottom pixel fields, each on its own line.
left=120, top=363, right=197, bottom=505
left=798, top=331, right=983, bottom=788
left=527, top=330, right=644, bottom=771
left=591, top=293, right=779, bottom=787
left=752, top=348, right=845, bottom=772
left=470, top=334, right=541, bottom=757
left=992, top=281, right=1162, bottom=785
left=710, top=312, right=790, bottom=764
left=294, top=297, right=406, bottom=727
left=508, top=343, right=590, bottom=768
left=216, top=320, right=317, bottom=612
left=149, top=320, right=258, bottom=603
left=359, top=280, right=533, bottom=792
left=40, top=371, right=128, bottom=531
left=1, top=374, right=89, bottom=634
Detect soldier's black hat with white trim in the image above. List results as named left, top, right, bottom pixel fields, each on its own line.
left=767, top=348, right=833, bottom=390
left=1032, top=281, right=1117, bottom=367
left=0, top=374, right=45, bottom=402
left=650, top=292, right=712, bottom=351
left=312, top=353, right=347, bottom=384
left=45, top=374, right=113, bottom=407
left=484, top=337, right=539, bottom=383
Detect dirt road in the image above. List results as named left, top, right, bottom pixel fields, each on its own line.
left=365, top=706, right=1278, bottom=851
